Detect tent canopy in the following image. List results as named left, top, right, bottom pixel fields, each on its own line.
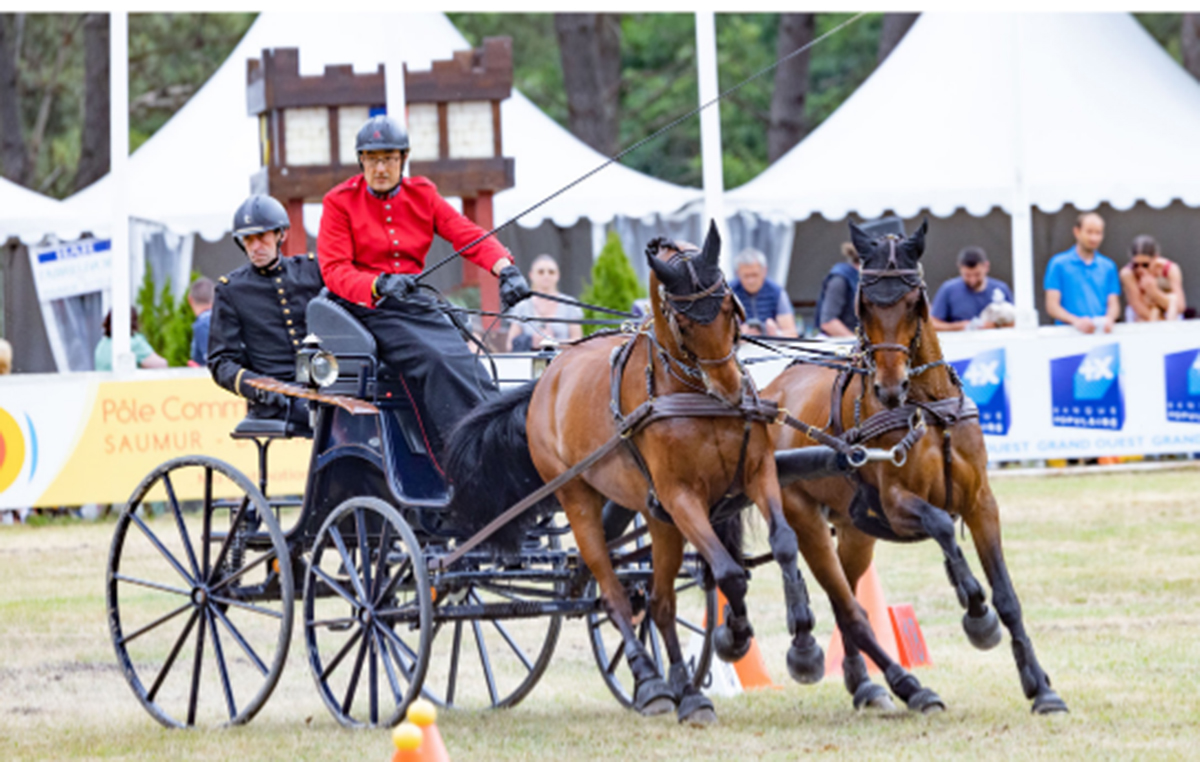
left=726, top=12, right=1200, bottom=222
left=0, top=178, right=75, bottom=244
left=69, top=12, right=699, bottom=241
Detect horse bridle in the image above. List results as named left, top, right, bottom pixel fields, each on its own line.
left=855, top=235, right=927, bottom=377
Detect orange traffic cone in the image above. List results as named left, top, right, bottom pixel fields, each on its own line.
left=824, top=562, right=903, bottom=677
left=391, top=699, right=450, bottom=762
left=714, top=591, right=779, bottom=690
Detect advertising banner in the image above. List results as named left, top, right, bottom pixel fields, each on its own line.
left=744, top=321, right=1200, bottom=463
left=0, top=370, right=310, bottom=509
left=28, top=238, right=113, bottom=301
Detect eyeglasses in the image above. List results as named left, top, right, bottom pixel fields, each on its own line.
left=1131, top=261, right=1151, bottom=270
left=361, top=154, right=402, bottom=168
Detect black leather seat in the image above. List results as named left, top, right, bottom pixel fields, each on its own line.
left=230, top=416, right=290, bottom=439
left=306, top=290, right=376, bottom=357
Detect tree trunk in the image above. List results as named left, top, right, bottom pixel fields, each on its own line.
left=1184, top=14, right=1200, bottom=83
left=554, top=13, right=621, bottom=157
left=878, top=13, right=919, bottom=64
left=767, top=13, right=814, bottom=164
left=0, top=15, right=28, bottom=185
left=75, top=13, right=110, bottom=191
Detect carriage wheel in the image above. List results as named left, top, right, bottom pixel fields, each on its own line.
left=419, top=518, right=563, bottom=710
left=585, top=516, right=716, bottom=708
left=106, top=456, right=294, bottom=728
left=303, top=497, right=433, bottom=728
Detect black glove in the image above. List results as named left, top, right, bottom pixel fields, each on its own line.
left=376, top=273, right=418, bottom=303
left=253, top=389, right=288, bottom=410
left=498, top=265, right=532, bottom=311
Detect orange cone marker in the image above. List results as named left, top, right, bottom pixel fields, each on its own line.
left=391, top=698, right=450, bottom=762
left=714, top=591, right=780, bottom=690
left=825, top=562, right=911, bottom=677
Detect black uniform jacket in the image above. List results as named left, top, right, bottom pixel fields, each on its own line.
left=207, top=253, right=325, bottom=402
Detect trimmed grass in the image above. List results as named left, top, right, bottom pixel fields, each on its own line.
left=2, top=471, right=1199, bottom=760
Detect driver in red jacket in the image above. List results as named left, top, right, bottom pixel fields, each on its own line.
left=318, top=115, right=531, bottom=462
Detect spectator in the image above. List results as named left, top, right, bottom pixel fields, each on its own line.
left=505, top=254, right=583, bottom=351
left=0, top=337, right=10, bottom=375
left=1120, top=234, right=1185, bottom=322
left=94, top=308, right=168, bottom=370
left=731, top=247, right=798, bottom=337
left=188, top=277, right=215, bottom=366
left=930, top=247, right=1014, bottom=331
left=1044, top=212, right=1120, bottom=333
left=814, top=242, right=860, bottom=337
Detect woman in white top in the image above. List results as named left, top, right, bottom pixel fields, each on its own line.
left=505, top=254, right=584, bottom=351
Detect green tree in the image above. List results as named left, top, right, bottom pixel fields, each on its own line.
left=579, top=230, right=644, bottom=335
left=136, top=267, right=198, bottom=366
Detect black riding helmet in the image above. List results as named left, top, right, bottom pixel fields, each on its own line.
left=232, top=194, right=289, bottom=252
left=355, top=114, right=410, bottom=154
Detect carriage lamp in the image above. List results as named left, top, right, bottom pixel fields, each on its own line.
left=531, top=347, right=557, bottom=378
left=296, top=334, right=338, bottom=388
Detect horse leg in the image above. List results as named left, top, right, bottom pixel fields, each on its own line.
left=646, top=519, right=717, bottom=726
left=966, top=495, right=1068, bottom=715
left=661, top=488, right=754, bottom=664
left=892, top=491, right=1003, bottom=651
left=746, top=474, right=824, bottom=684
left=831, top=519, right=943, bottom=712
left=562, top=481, right=675, bottom=716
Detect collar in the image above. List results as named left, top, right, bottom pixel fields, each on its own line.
left=368, top=180, right=402, bottom=200
left=253, top=256, right=283, bottom=276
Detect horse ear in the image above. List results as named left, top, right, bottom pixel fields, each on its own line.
left=700, top=220, right=721, bottom=270
left=907, top=218, right=929, bottom=259
left=645, top=243, right=676, bottom=285
left=848, top=220, right=873, bottom=257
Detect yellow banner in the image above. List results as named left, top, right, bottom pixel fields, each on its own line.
left=39, top=377, right=311, bottom=506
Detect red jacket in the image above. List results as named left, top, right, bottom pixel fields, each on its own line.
left=318, top=174, right=511, bottom=307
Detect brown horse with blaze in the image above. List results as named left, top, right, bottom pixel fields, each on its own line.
left=445, top=223, right=825, bottom=725
left=763, top=220, right=1067, bottom=714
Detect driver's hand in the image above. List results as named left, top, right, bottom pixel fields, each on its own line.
left=498, top=265, right=532, bottom=310
left=376, top=273, right=418, bottom=302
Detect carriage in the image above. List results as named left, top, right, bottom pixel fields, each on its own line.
left=104, top=290, right=726, bottom=729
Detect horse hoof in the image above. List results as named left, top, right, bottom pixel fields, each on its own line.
left=905, top=688, right=946, bottom=714
left=1032, top=690, right=1069, bottom=715
left=786, top=641, right=825, bottom=684
left=677, top=693, right=717, bottom=727
left=713, top=624, right=752, bottom=663
left=962, top=607, right=1003, bottom=651
left=635, top=676, right=677, bottom=717
left=852, top=681, right=896, bottom=711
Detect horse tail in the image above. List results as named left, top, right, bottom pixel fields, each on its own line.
left=713, top=510, right=745, bottom=568
left=443, top=380, right=556, bottom=555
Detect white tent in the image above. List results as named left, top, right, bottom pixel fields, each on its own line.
left=725, top=12, right=1200, bottom=321
left=70, top=11, right=699, bottom=241
left=0, top=178, right=73, bottom=243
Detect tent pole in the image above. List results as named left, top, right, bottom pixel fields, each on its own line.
left=110, top=11, right=134, bottom=374
left=385, top=39, right=408, bottom=178
left=1010, top=14, right=1038, bottom=329
left=695, top=11, right=731, bottom=273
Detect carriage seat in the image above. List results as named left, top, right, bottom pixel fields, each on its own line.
left=231, top=417, right=290, bottom=439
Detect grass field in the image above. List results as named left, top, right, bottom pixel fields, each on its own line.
left=2, top=470, right=1199, bottom=761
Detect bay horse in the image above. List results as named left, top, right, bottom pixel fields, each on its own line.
left=445, top=223, right=825, bottom=725
left=763, top=220, right=1068, bottom=715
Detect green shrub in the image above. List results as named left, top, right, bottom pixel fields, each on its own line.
left=579, top=231, right=645, bottom=335
left=136, top=268, right=199, bottom=367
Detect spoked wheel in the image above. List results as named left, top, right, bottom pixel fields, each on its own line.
left=586, top=517, right=717, bottom=708
left=420, top=518, right=564, bottom=709
left=106, top=456, right=293, bottom=728
left=303, top=497, right=433, bottom=728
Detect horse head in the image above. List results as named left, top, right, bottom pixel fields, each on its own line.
left=850, top=218, right=929, bottom=409
left=644, top=221, right=743, bottom=397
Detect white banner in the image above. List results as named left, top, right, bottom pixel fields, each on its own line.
left=28, top=238, right=113, bottom=302
left=744, top=321, right=1200, bottom=463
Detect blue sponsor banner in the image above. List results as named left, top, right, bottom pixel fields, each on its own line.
left=951, top=347, right=1009, bottom=435
left=1050, top=343, right=1123, bottom=430
left=1164, top=348, right=1200, bottom=423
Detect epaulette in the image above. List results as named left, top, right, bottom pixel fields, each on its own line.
left=219, top=275, right=229, bottom=284
left=308, top=252, right=315, bottom=260
left=407, top=175, right=434, bottom=189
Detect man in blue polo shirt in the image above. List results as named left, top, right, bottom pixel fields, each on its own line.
left=931, top=246, right=1014, bottom=331
left=1044, top=212, right=1120, bottom=333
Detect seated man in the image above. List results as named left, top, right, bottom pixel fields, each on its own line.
left=208, top=194, right=324, bottom=429
left=317, top=115, right=530, bottom=461
left=1044, top=212, right=1120, bottom=333
left=814, top=243, right=860, bottom=337
left=930, top=247, right=1014, bottom=331
left=730, top=247, right=798, bottom=337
